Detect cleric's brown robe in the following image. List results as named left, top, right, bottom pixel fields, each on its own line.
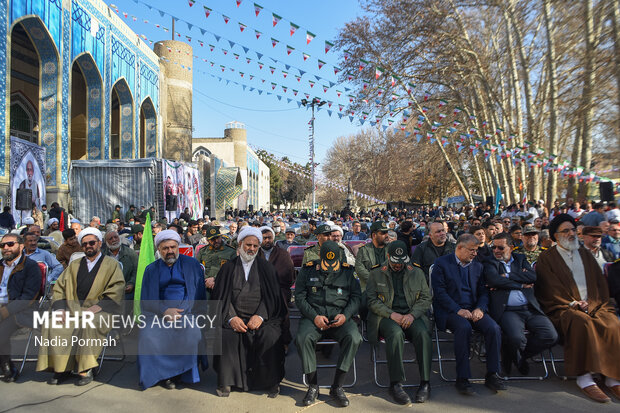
left=36, top=255, right=125, bottom=373
left=535, top=246, right=620, bottom=379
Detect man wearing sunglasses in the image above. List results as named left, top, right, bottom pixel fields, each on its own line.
left=484, top=233, right=557, bottom=377
left=0, top=234, right=41, bottom=382
left=37, top=227, right=125, bottom=386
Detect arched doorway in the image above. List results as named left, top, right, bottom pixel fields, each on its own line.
left=70, top=62, right=87, bottom=160
left=9, top=17, right=60, bottom=185
left=72, top=53, right=103, bottom=159
left=110, top=79, right=133, bottom=159
left=139, top=97, right=156, bottom=158
left=9, top=92, right=38, bottom=143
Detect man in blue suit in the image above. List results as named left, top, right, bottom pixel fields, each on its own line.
left=431, top=234, right=506, bottom=395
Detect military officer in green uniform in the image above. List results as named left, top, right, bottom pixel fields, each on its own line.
left=367, top=241, right=432, bottom=405
left=295, top=241, right=362, bottom=408
left=295, top=223, right=317, bottom=245
left=302, top=224, right=346, bottom=266
left=196, top=226, right=236, bottom=290
left=513, top=224, right=545, bottom=264
left=354, top=221, right=389, bottom=318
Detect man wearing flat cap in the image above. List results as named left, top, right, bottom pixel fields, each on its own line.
left=581, top=226, right=614, bottom=271
left=275, top=227, right=300, bottom=250
left=196, top=226, right=236, bottom=291
left=302, top=224, right=346, bottom=266
left=295, top=241, right=362, bottom=407
left=535, top=214, right=620, bottom=403
left=37, top=227, right=125, bottom=386
left=367, top=241, right=432, bottom=405
left=295, top=223, right=317, bottom=245
left=137, top=230, right=207, bottom=390
left=212, top=227, right=286, bottom=398
left=514, top=224, right=546, bottom=265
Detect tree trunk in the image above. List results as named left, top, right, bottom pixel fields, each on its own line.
left=568, top=124, right=582, bottom=201
left=611, top=0, right=620, bottom=143
left=577, top=0, right=596, bottom=201
left=542, top=0, right=560, bottom=207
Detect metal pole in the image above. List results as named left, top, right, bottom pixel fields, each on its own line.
left=172, top=17, right=175, bottom=40
left=311, top=104, right=316, bottom=215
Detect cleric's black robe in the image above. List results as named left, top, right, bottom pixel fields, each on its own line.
left=211, top=256, right=286, bottom=391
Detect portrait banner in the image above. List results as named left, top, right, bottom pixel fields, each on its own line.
left=10, top=136, right=46, bottom=225
left=162, top=160, right=201, bottom=221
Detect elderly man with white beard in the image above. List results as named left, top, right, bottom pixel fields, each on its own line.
left=102, top=231, right=138, bottom=300
left=535, top=214, right=620, bottom=403
left=212, top=227, right=287, bottom=398
left=137, top=230, right=207, bottom=390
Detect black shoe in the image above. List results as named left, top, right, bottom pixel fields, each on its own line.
left=76, top=369, right=93, bottom=386
left=0, top=360, right=11, bottom=378
left=517, top=357, right=530, bottom=376
left=267, top=384, right=280, bottom=398
left=216, top=385, right=230, bottom=397
left=47, top=371, right=71, bottom=385
left=303, top=384, right=319, bottom=406
left=389, top=383, right=412, bottom=405
left=0, top=362, right=18, bottom=383
left=329, top=385, right=350, bottom=407
left=485, top=373, right=507, bottom=392
left=162, top=379, right=176, bottom=390
left=415, top=382, right=431, bottom=403
left=456, top=378, right=476, bottom=396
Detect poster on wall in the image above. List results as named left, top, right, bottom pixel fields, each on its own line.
left=10, top=136, right=46, bottom=226
left=162, top=160, right=202, bottom=221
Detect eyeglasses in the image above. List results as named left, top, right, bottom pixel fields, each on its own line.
left=557, top=228, right=577, bottom=235
left=0, top=241, right=17, bottom=248
left=81, top=240, right=98, bottom=247
left=492, top=245, right=505, bottom=250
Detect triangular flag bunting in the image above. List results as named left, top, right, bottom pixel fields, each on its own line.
left=306, top=31, right=315, bottom=44
left=290, top=22, right=299, bottom=36
left=254, top=3, right=262, bottom=16
left=325, top=41, right=333, bottom=53
left=272, top=13, right=281, bottom=27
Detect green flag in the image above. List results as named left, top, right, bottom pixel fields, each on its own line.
left=133, top=213, right=155, bottom=316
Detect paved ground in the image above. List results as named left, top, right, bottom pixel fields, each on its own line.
left=2, top=320, right=619, bottom=413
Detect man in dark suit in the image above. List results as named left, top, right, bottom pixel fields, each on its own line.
left=431, top=234, right=506, bottom=395
left=0, top=233, right=41, bottom=382
left=484, top=233, right=558, bottom=376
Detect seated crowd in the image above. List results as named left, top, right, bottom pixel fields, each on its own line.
left=0, top=199, right=619, bottom=406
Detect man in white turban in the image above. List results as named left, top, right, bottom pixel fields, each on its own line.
left=212, top=226, right=287, bottom=398
left=37, top=227, right=125, bottom=386
left=137, top=229, right=207, bottom=390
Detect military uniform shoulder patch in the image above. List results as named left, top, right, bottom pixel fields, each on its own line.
left=305, top=261, right=314, bottom=267
left=413, top=262, right=421, bottom=268
left=371, top=264, right=380, bottom=269
left=407, top=265, right=414, bottom=271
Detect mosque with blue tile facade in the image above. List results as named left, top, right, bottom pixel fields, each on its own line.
left=1, top=0, right=169, bottom=206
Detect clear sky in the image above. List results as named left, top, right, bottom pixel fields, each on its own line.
left=107, top=0, right=365, bottom=165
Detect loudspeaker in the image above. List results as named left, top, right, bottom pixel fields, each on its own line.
left=15, top=188, right=32, bottom=210
left=386, top=203, right=393, bottom=210
left=486, top=196, right=494, bottom=207
left=248, top=204, right=254, bottom=212
left=165, top=194, right=178, bottom=211
left=600, top=182, right=614, bottom=202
